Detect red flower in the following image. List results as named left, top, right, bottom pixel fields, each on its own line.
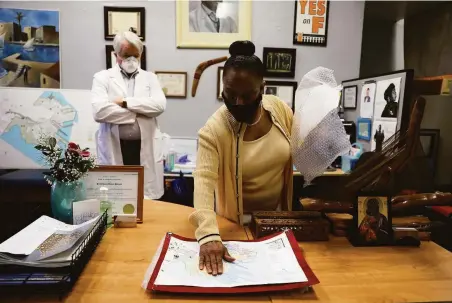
left=68, top=142, right=78, bottom=150
left=81, top=151, right=90, bottom=157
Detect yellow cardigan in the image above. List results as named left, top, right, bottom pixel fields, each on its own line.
left=188, top=95, right=294, bottom=245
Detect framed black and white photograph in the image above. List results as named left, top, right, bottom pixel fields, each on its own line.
left=349, top=194, right=393, bottom=247
left=263, top=48, right=297, bottom=78
left=264, top=81, right=298, bottom=111
left=343, top=85, right=357, bottom=109
left=293, top=0, right=330, bottom=46
left=105, top=45, right=147, bottom=70
left=104, top=6, right=146, bottom=41
left=374, top=77, right=402, bottom=119
left=217, top=67, right=224, bottom=100
left=155, top=71, right=188, bottom=99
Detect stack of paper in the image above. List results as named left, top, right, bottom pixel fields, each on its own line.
left=0, top=215, right=101, bottom=268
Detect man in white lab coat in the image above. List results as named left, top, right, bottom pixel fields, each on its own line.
left=91, top=31, right=166, bottom=200
left=189, top=0, right=237, bottom=33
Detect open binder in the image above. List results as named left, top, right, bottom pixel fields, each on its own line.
left=143, top=230, right=319, bottom=294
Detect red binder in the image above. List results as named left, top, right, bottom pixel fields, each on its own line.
left=145, top=230, right=319, bottom=294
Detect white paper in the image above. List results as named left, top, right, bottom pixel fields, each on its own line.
left=73, top=199, right=100, bottom=225
left=374, top=77, right=401, bottom=120
left=371, top=119, right=397, bottom=151
left=151, top=232, right=307, bottom=288
left=360, top=82, right=376, bottom=118
left=84, top=172, right=139, bottom=215
left=343, top=86, right=357, bottom=109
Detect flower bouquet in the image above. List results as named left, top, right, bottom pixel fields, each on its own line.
left=35, top=136, right=97, bottom=223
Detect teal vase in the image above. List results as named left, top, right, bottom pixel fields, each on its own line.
left=50, top=180, right=86, bottom=224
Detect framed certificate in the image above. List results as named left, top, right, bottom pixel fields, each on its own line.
left=104, top=6, right=146, bottom=41
left=105, top=45, right=147, bottom=70
left=155, top=71, right=188, bottom=98
left=84, top=165, right=144, bottom=223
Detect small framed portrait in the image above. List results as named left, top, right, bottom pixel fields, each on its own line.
left=343, top=85, right=358, bottom=109
left=357, top=118, right=372, bottom=141
left=263, top=47, right=297, bottom=78
left=217, top=67, right=224, bottom=100
left=155, top=71, right=188, bottom=99
left=105, top=45, right=147, bottom=70
left=350, top=195, right=393, bottom=246
left=264, top=81, right=298, bottom=112
left=104, top=6, right=146, bottom=41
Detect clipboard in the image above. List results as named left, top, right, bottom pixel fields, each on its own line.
left=145, top=230, right=319, bottom=294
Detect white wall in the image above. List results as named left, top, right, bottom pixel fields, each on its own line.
left=1, top=1, right=365, bottom=137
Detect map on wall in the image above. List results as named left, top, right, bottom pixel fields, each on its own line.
left=0, top=88, right=98, bottom=168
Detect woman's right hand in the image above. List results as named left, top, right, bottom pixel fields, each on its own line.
left=199, top=241, right=235, bottom=275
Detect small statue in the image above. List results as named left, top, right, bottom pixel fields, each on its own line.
left=374, top=125, right=385, bottom=152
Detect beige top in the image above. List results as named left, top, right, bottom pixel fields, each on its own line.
left=242, top=124, right=291, bottom=213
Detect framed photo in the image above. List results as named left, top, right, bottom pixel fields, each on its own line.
left=263, top=48, right=296, bottom=78
left=293, top=0, right=330, bottom=46
left=105, top=45, right=147, bottom=70
left=343, top=85, right=358, bottom=109
left=349, top=194, right=393, bottom=246
left=419, top=129, right=440, bottom=177
left=217, top=67, right=224, bottom=100
left=104, top=6, right=146, bottom=41
left=155, top=71, right=188, bottom=99
left=176, top=0, right=252, bottom=49
left=84, top=165, right=145, bottom=223
left=357, top=118, right=372, bottom=141
left=264, top=81, right=298, bottom=112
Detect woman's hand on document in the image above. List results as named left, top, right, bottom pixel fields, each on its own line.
left=199, top=241, right=235, bottom=276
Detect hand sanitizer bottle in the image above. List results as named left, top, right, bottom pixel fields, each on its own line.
left=99, top=187, right=113, bottom=227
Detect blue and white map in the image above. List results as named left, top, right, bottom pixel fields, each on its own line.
left=0, top=88, right=98, bottom=168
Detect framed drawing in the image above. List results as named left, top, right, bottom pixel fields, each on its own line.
left=217, top=67, right=224, bottom=100
left=176, top=0, right=252, bottom=49
left=293, top=0, right=330, bottom=46
left=349, top=194, right=393, bottom=246
left=264, top=81, right=298, bottom=112
left=343, top=85, right=357, bottom=109
left=263, top=48, right=296, bottom=78
left=357, top=118, right=372, bottom=141
left=105, top=45, right=147, bottom=70
left=155, top=71, right=188, bottom=99
left=104, top=6, right=146, bottom=41
left=84, top=165, right=145, bottom=223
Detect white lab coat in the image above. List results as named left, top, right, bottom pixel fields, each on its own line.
left=189, top=5, right=237, bottom=33
left=91, top=65, right=167, bottom=199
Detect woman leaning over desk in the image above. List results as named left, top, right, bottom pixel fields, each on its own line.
left=188, top=41, right=294, bottom=276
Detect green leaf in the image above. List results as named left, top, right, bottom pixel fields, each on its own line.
left=35, top=145, right=44, bottom=151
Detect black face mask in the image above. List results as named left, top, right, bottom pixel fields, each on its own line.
left=222, top=93, right=262, bottom=124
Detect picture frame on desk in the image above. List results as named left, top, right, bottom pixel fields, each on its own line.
left=349, top=194, right=393, bottom=247
left=105, top=45, right=147, bottom=70
left=104, top=6, right=146, bottom=41
left=84, top=165, right=144, bottom=223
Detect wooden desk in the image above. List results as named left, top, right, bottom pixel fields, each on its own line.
left=9, top=201, right=452, bottom=303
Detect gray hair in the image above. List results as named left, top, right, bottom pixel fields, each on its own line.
left=113, top=31, right=143, bottom=56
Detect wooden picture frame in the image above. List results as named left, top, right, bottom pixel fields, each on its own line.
left=84, top=165, right=144, bottom=223
left=217, top=67, right=224, bottom=100
left=264, top=80, right=297, bottom=112
left=176, top=0, right=252, bottom=49
left=357, top=118, right=372, bottom=141
left=105, top=45, right=147, bottom=70
left=293, top=0, right=330, bottom=46
left=349, top=194, right=393, bottom=246
left=263, top=47, right=296, bottom=78
left=155, top=71, right=188, bottom=99
left=343, top=85, right=358, bottom=109
left=104, top=6, right=146, bottom=41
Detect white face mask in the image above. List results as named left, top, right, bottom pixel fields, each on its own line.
left=120, top=56, right=139, bottom=73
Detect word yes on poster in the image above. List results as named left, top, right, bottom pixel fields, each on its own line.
left=293, top=0, right=330, bottom=47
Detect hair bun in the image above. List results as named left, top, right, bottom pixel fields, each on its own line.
left=229, top=40, right=255, bottom=57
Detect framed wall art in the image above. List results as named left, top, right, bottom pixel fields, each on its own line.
left=104, top=6, right=145, bottom=41
left=343, top=85, right=358, bottom=109
left=105, top=45, right=147, bottom=70
left=263, top=48, right=297, bottom=78
left=419, top=128, right=440, bottom=177
left=176, top=0, right=252, bottom=49
left=155, top=71, right=188, bottom=99
left=264, top=81, right=298, bottom=111
left=217, top=67, right=224, bottom=100
left=293, top=0, right=330, bottom=46
left=357, top=118, right=372, bottom=141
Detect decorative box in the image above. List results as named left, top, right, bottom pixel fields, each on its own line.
left=250, top=211, right=330, bottom=241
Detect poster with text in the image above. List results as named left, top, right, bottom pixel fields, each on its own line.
left=371, top=119, right=397, bottom=151
left=293, top=0, right=329, bottom=46
left=374, top=77, right=402, bottom=120
left=360, top=82, right=376, bottom=118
